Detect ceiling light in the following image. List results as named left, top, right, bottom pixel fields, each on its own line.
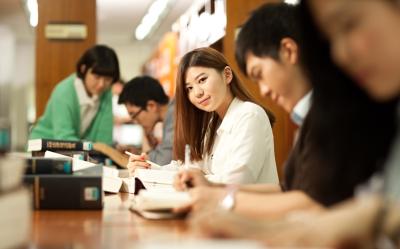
left=25, top=0, right=38, bottom=27
left=135, top=0, right=172, bottom=41
left=284, top=0, right=300, bottom=5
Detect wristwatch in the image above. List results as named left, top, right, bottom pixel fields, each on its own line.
left=219, top=185, right=238, bottom=211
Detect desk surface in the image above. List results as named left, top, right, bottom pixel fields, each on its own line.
left=29, top=193, right=190, bottom=249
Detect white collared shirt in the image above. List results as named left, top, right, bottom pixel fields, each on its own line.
left=74, top=77, right=100, bottom=136
left=198, top=98, right=278, bottom=184
left=291, top=91, right=313, bottom=126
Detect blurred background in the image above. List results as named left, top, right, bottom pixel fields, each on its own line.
left=0, top=0, right=298, bottom=178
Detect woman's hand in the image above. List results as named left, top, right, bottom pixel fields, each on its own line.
left=126, top=152, right=150, bottom=176
left=172, top=186, right=226, bottom=214
left=173, top=168, right=211, bottom=191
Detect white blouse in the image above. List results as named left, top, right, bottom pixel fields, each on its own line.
left=196, top=98, right=279, bottom=184
left=74, top=77, right=100, bottom=136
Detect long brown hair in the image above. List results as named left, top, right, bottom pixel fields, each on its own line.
left=174, top=47, right=275, bottom=162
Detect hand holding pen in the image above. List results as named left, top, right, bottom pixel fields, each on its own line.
left=184, top=144, right=193, bottom=188
left=173, top=144, right=210, bottom=191
left=173, top=168, right=210, bottom=191
left=124, top=151, right=153, bottom=175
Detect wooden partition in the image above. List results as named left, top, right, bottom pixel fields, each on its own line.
left=223, top=0, right=297, bottom=179
left=35, top=0, right=96, bottom=118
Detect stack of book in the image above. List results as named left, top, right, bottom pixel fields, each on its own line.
left=42, top=150, right=135, bottom=195
left=25, top=139, right=103, bottom=209
left=27, top=138, right=130, bottom=168
left=27, top=138, right=93, bottom=160
left=0, top=154, right=32, bottom=248
left=23, top=161, right=103, bottom=210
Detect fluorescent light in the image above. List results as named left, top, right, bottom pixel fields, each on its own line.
left=149, top=0, right=168, bottom=17
left=135, top=24, right=151, bottom=41
left=142, top=11, right=159, bottom=27
left=284, top=0, right=300, bottom=5
left=26, top=0, right=38, bottom=27
left=135, top=0, right=172, bottom=40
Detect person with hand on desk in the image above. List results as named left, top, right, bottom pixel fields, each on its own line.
left=174, top=2, right=314, bottom=215
left=119, top=76, right=175, bottom=170
left=189, top=0, right=400, bottom=247
left=173, top=47, right=278, bottom=185
left=174, top=2, right=396, bottom=220
left=29, top=45, right=120, bottom=145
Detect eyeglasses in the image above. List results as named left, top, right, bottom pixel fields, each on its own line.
left=130, top=108, right=143, bottom=120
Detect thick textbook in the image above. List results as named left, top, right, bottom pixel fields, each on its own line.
left=23, top=166, right=103, bottom=209
left=27, top=138, right=93, bottom=152
left=26, top=157, right=73, bottom=174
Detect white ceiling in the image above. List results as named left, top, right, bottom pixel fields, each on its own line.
left=0, top=0, right=33, bottom=42
left=0, top=0, right=193, bottom=46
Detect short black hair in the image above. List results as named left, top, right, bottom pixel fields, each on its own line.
left=76, top=44, right=120, bottom=83
left=118, top=76, right=169, bottom=108
left=235, top=2, right=301, bottom=75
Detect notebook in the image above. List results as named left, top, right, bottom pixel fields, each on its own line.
left=130, top=189, right=191, bottom=219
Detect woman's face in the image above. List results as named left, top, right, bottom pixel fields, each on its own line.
left=185, top=66, right=232, bottom=117
left=309, top=0, right=400, bottom=101
left=83, top=68, right=113, bottom=97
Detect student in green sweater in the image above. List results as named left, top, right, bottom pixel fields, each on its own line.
left=30, top=45, right=120, bottom=145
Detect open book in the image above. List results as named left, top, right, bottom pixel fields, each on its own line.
left=130, top=189, right=191, bottom=219
left=92, top=143, right=128, bottom=168
left=133, top=160, right=180, bottom=189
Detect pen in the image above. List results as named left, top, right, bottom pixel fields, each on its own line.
left=184, top=144, right=193, bottom=188
left=124, top=151, right=162, bottom=169
left=184, top=144, right=190, bottom=170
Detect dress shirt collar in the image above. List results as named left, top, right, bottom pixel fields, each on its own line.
left=291, top=91, right=313, bottom=126
left=217, top=97, right=242, bottom=134
left=74, top=76, right=99, bottom=106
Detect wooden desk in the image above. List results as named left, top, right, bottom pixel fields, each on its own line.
left=29, top=193, right=190, bottom=249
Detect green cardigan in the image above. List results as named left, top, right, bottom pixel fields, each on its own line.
left=30, top=74, right=113, bottom=145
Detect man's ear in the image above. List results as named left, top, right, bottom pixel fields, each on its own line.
left=223, top=66, right=233, bottom=85
left=279, top=37, right=299, bottom=65
left=146, top=100, right=158, bottom=112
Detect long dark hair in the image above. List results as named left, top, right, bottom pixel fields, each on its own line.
left=174, top=47, right=275, bottom=162
left=286, top=1, right=398, bottom=206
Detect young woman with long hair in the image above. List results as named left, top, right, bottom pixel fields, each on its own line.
left=174, top=47, right=278, bottom=184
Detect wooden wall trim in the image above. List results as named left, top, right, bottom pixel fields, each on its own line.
left=35, top=0, right=96, bottom=119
